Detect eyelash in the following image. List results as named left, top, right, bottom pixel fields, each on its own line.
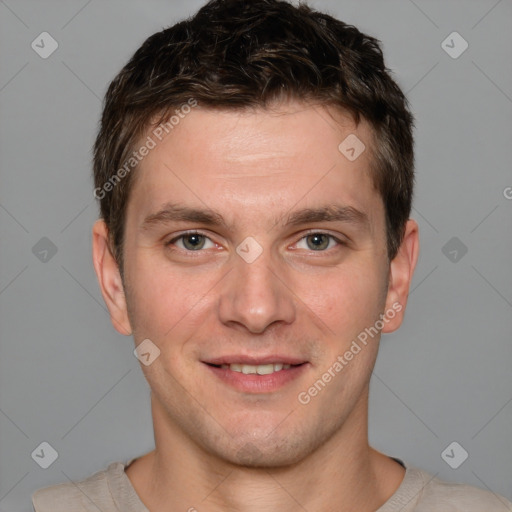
left=294, top=231, right=344, bottom=251
left=165, top=230, right=345, bottom=252
left=165, top=230, right=213, bottom=250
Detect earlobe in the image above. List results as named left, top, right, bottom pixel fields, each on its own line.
left=92, top=219, right=133, bottom=336
left=382, top=219, right=419, bottom=333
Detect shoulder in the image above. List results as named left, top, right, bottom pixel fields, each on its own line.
left=32, top=462, right=125, bottom=512
left=410, top=467, right=512, bottom=511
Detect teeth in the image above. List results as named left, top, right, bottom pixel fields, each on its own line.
left=256, top=364, right=274, bottom=375
left=226, top=363, right=293, bottom=374
left=242, top=364, right=256, bottom=375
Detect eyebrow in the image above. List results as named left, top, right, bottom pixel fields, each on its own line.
left=284, top=205, right=369, bottom=229
left=141, top=203, right=369, bottom=231
left=141, top=203, right=225, bottom=230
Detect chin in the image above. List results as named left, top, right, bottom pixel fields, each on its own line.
left=230, top=446, right=304, bottom=469
left=206, top=429, right=320, bottom=469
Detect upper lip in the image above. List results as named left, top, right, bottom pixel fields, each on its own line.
left=204, top=355, right=307, bottom=366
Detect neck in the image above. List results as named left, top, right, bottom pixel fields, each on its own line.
left=126, top=392, right=405, bottom=512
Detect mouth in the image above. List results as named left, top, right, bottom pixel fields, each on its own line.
left=207, top=362, right=301, bottom=375
left=203, top=357, right=309, bottom=393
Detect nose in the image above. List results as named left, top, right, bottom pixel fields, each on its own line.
left=217, top=247, right=296, bottom=334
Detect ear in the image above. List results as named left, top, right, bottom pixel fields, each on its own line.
left=92, top=219, right=132, bottom=336
left=382, top=219, right=419, bottom=333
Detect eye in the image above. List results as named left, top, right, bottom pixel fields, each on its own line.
left=168, top=232, right=215, bottom=251
left=295, top=232, right=341, bottom=251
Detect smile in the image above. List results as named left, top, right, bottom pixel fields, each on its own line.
left=204, top=359, right=308, bottom=393
left=220, top=363, right=293, bottom=375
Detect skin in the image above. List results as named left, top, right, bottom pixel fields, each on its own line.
left=93, top=102, right=419, bottom=512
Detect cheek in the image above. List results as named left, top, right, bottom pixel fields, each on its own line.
left=296, top=264, right=386, bottom=338
left=124, top=256, right=210, bottom=339
left=125, top=258, right=239, bottom=362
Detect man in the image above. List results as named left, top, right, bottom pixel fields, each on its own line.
left=32, top=0, right=512, bottom=510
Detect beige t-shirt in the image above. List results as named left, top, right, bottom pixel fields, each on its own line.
left=32, top=459, right=512, bottom=512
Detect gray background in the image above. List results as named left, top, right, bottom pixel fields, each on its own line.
left=1, top=0, right=511, bottom=509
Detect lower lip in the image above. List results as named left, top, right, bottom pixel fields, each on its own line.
left=204, top=363, right=309, bottom=393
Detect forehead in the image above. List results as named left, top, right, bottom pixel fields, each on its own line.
left=127, top=102, right=382, bottom=229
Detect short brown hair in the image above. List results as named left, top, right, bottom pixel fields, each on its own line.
left=93, top=0, right=414, bottom=268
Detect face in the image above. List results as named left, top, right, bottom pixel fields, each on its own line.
left=93, top=102, right=418, bottom=467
